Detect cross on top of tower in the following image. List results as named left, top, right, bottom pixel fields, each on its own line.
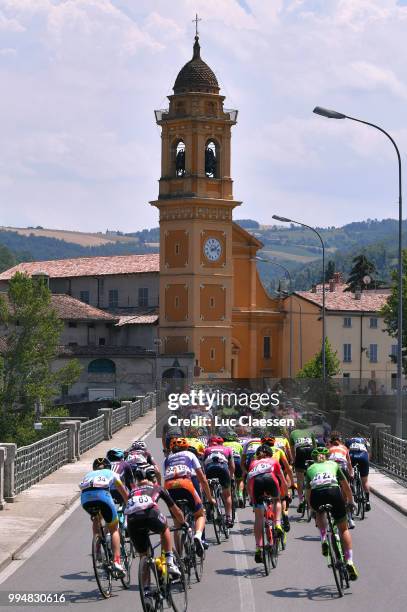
left=192, top=13, right=201, bottom=37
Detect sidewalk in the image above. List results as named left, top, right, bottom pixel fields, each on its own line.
left=0, top=408, right=157, bottom=573
left=370, top=466, right=407, bottom=516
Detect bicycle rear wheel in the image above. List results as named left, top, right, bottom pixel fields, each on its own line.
left=180, top=531, right=192, bottom=586
left=212, top=502, right=222, bottom=544
left=138, top=555, right=162, bottom=612
left=328, top=533, right=343, bottom=597
left=92, top=534, right=112, bottom=599
left=169, top=550, right=188, bottom=612
left=120, top=531, right=134, bottom=589
left=357, top=477, right=365, bottom=520
left=262, top=521, right=271, bottom=576
left=270, top=527, right=278, bottom=569
left=193, top=544, right=204, bottom=582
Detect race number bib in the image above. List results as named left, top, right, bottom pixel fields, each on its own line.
left=164, top=464, right=192, bottom=480
left=205, top=451, right=227, bottom=465
left=125, top=494, right=155, bottom=515
left=329, top=451, right=347, bottom=466
left=80, top=474, right=111, bottom=490
left=248, top=462, right=271, bottom=479
left=310, top=472, right=337, bottom=489
left=295, top=437, right=312, bottom=448
left=350, top=442, right=367, bottom=452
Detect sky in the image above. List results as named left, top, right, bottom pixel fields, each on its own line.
left=0, top=0, right=407, bottom=232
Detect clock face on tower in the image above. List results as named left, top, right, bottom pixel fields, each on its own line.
left=203, top=237, right=222, bottom=262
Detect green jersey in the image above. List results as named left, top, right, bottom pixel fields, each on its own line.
left=289, top=429, right=316, bottom=449
left=223, top=441, right=243, bottom=458
left=305, top=460, right=344, bottom=491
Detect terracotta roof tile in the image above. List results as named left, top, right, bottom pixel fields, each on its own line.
left=296, top=284, right=390, bottom=312
left=0, top=254, right=160, bottom=280
left=0, top=292, right=117, bottom=322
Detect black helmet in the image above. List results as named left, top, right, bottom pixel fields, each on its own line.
left=106, top=448, right=125, bottom=462
left=134, top=464, right=156, bottom=482
left=93, top=457, right=111, bottom=470
left=255, top=444, right=274, bottom=458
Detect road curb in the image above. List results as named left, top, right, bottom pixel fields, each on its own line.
left=0, top=410, right=160, bottom=575
left=371, top=486, right=407, bottom=517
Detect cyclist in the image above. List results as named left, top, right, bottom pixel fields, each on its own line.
left=126, top=440, right=162, bottom=484
left=261, top=436, right=294, bottom=532
left=241, top=430, right=263, bottom=478
left=305, top=447, right=359, bottom=581
left=80, top=457, right=129, bottom=575
left=125, top=464, right=184, bottom=578
left=203, top=435, right=235, bottom=528
left=345, top=433, right=371, bottom=511
left=164, top=437, right=214, bottom=556
left=289, top=421, right=316, bottom=513
left=327, top=432, right=355, bottom=528
left=106, top=448, right=136, bottom=505
left=223, top=430, right=244, bottom=507
left=185, top=433, right=206, bottom=459
left=162, top=419, right=184, bottom=456
left=272, top=429, right=293, bottom=464
left=247, top=444, right=289, bottom=563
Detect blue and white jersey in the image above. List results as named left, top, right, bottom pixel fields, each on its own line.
left=79, top=468, right=121, bottom=492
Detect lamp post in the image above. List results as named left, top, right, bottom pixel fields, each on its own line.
left=255, top=255, right=293, bottom=377
left=313, top=106, right=403, bottom=438
left=272, top=215, right=326, bottom=387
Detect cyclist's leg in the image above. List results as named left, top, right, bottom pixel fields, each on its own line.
left=251, top=476, right=265, bottom=561
left=310, top=489, right=329, bottom=555
left=358, top=452, right=371, bottom=508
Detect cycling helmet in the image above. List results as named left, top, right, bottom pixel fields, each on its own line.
left=93, top=457, right=111, bottom=470
left=223, top=431, right=239, bottom=442
left=106, top=448, right=125, bottom=462
left=311, top=447, right=329, bottom=458
left=255, top=444, right=274, bottom=458
left=261, top=436, right=276, bottom=447
left=130, top=440, right=147, bottom=451
left=170, top=437, right=189, bottom=451
left=208, top=435, right=224, bottom=446
left=134, top=464, right=156, bottom=482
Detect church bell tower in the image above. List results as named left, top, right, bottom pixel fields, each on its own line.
left=151, top=32, right=240, bottom=378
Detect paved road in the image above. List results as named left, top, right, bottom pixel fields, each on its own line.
left=1, top=431, right=407, bottom=612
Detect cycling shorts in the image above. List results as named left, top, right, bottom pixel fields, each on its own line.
left=294, top=446, right=313, bottom=471
left=205, top=463, right=231, bottom=489
left=127, top=507, right=167, bottom=553
left=165, top=478, right=203, bottom=513
left=81, top=489, right=118, bottom=527
left=350, top=451, right=369, bottom=477
left=310, top=486, right=346, bottom=523
left=248, top=473, right=280, bottom=508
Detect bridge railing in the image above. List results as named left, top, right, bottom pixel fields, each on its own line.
left=0, top=390, right=161, bottom=506
left=376, top=430, right=407, bottom=480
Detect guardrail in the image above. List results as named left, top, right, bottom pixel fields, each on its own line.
left=377, top=430, right=407, bottom=480
left=0, top=389, right=161, bottom=506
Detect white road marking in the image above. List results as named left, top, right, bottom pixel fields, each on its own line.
left=232, top=522, right=256, bottom=612
left=0, top=428, right=152, bottom=584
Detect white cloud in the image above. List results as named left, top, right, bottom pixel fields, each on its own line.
left=0, top=0, right=406, bottom=231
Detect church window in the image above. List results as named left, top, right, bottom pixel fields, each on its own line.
left=175, top=140, right=186, bottom=177
left=205, top=140, right=218, bottom=178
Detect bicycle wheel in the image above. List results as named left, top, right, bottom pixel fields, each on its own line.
left=92, top=534, right=112, bottom=599
left=212, top=501, right=222, bottom=544
left=306, top=501, right=312, bottom=523
left=120, top=531, right=134, bottom=589
left=262, top=520, right=271, bottom=576
left=138, top=555, right=162, bottom=612
left=193, top=542, right=204, bottom=582
left=328, top=533, right=343, bottom=598
left=270, top=527, right=278, bottom=569
left=216, top=488, right=229, bottom=539
left=169, top=549, right=188, bottom=612
left=357, top=478, right=366, bottom=520
left=180, top=531, right=192, bottom=586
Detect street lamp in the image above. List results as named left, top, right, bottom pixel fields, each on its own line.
left=272, top=215, right=326, bottom=387
left=255, top=256, right=293, bottom=377
left=314, top=105, right=403, bottom=438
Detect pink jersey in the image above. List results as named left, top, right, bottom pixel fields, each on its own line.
left=203, top=444, right=233, bottom=466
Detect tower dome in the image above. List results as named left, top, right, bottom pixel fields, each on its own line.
left=173, top=36, right=219, bottom=94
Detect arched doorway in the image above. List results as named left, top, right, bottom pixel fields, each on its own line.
left=162, top=367, right=185, bottom=394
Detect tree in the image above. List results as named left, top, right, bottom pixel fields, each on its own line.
left=0, top=244, right=16, bottom=273
left=325, top=260, right=335, bottom=282
left=381, top=249, right=407, bottom=374
left=297, top=338, right=340, bottom=379
left=0, top=272, right=81, bottom=412
left=344, top=254, right=377, bottom=292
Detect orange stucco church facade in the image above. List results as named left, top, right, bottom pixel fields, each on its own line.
left=151, top=34, right=285, bottom=380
